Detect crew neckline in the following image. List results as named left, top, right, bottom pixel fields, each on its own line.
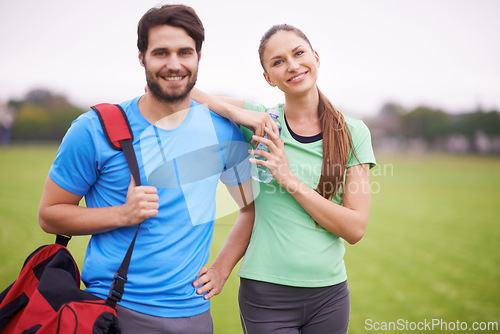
left=284, top=113, right=322, bottom=143
left=135, top=96, right=194, bottom=133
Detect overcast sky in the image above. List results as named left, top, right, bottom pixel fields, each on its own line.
left=1, top=0, right=499, bottom=118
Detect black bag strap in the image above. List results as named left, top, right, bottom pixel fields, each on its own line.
left=55, top=234, right=71, bottom=247
left=90, top=103, right=142, bottom=307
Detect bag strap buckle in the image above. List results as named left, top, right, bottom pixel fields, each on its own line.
left=107, top=272, right=127, bottom=307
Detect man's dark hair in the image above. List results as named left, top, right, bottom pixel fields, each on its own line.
left=137, top=4, right=205, bottom=54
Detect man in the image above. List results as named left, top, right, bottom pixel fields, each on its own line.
left=38, top=5, right=254, bottom=333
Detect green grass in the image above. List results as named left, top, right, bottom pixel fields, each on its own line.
left=346, top=153, right=500, bottom=333
left=1, top=146, right=499, bottom=333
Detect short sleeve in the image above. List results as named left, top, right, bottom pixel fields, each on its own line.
left=244, top=101, right=269, bottom=113
left=219, top=119, right=251, bottom=186
left=347, top=119, right=376, bottom=169
left=48, top=113, right=99, bottom=195
left=240, top=101, right=272, bottom=144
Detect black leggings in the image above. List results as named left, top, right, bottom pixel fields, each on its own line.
left=238, top=278, right=350, bottom=334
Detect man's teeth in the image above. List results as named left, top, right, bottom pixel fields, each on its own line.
left=164, top=76, right=183, bottom=81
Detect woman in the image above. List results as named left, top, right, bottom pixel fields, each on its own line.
left=193, top=24, right=376, bottom=334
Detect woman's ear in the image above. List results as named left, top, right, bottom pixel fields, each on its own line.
left=314, top=51, right=320, bottom=68
left=263, top=72, right=276, bottom=87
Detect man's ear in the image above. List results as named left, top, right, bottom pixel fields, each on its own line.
left=139, top=52, right=145, bottom=67
left=198, top=50, right=202, bottom=63
left=263, top=72, right=276, bottom=87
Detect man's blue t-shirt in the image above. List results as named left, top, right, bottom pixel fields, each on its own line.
left=48, top=96, right=250, bottom=317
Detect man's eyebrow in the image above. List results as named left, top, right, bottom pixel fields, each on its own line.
left=179, top=47, right=195, bottom=52
left=151, top=47, right=168, bottom=53
left=150, top=46, right=195, bottom=53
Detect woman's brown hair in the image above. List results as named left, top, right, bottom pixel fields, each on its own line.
left=258, top=24, right=357, bottom=202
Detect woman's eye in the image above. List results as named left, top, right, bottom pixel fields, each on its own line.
left=273, top=59, right=283, bottom=66
left=295, top=51, right=304, bottom=57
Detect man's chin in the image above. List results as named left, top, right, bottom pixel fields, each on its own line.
left=150, top=88, right=191, bottom=103
left=147, top=81, right=196, bottom=104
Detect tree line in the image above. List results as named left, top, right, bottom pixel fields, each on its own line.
left=366, top=103, right=500, bottom=154
left=0, top=89, right=84, bottom=144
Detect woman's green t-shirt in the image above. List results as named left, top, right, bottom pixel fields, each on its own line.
left=238, top=101, right=376, bottom=287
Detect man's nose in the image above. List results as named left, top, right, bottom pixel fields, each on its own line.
left=166, top=54, right=182, bottom=71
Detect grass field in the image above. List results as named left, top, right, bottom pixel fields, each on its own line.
left=1, top=145, right=499, bottom=333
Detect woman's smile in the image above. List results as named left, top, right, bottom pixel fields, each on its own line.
left=287, top=71, right=308, bottom=83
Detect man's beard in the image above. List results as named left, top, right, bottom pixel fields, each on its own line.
left=145, top=68, right=197, bottom=103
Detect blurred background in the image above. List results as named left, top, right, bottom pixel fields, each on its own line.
left=1, top=0, right=499, bottom=333
left=1, top=0, right=499, bottom=151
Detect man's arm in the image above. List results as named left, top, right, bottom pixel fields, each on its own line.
left=193, top=179, right=255, bottom=299
left=38, top=175, right=159, bottom=236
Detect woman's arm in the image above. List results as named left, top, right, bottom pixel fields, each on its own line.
left=250, top=127, right=371, bottom=245
left=191, top=88, right=245, bottom=110
left=284, top=164, right=370, bottom=244
left=190, top=88, right=273, bottom=138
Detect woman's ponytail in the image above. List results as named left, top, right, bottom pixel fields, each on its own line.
left=316, top=89, right=356, bottom=202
